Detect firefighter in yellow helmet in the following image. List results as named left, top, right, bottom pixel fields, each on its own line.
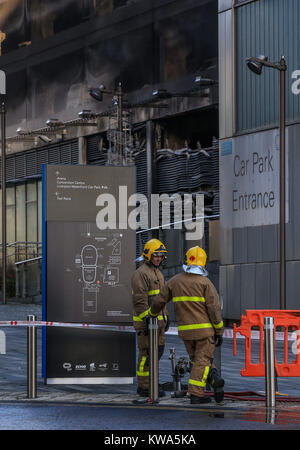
left=144, top=246, right=225, bottom=404
left=131, top=239, right=168, bottom=397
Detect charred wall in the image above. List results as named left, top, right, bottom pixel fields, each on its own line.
left=0, top=0, right=218, bottom=136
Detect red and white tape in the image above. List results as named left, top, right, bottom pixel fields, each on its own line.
left=223, top=328, right=296, bottom=341
left=167, top=327, right=296, bottom=340
left=0, top=320, right=135, bottom=333
left=0, top=322, right=296, bottom=340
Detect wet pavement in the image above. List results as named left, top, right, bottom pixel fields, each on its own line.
left=1, top=402, right=300, bottom=430
left=0, top=301, right=300, bottom=430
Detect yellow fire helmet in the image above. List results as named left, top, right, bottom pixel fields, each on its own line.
left=142, top=239, right=167, bottom=262
left=185, top=246, right=207, bottom=267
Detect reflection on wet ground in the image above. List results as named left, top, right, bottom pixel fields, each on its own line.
left=242, top=407, right=300, bottom=426
left=208, top=404, right=300, bottom=428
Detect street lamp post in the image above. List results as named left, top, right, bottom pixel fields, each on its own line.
left=246, top=55, right=287, bottom=310
left=116, top=83, right=123, bottom=163
left=0, top=70, right=6, bottom=305
left=89, top=82, right=124, bottom=165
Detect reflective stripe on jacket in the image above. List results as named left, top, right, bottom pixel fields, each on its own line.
left=149, top=271, right=224, bottom=340
left=131, top=262, right=167, bottom=333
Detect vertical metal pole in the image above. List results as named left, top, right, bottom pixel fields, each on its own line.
left=117, top=82, right=123, bottom=165
left=15, top=265, right=19, bottom=298
left=27, top=314, right=37, bottom=399
left=279, top=56, right=287, bottom=310
left=149, top=317, right=159, bottom=402
left=146, top=120, right=153, bottom=240
left=22, top=262, right=26, bottom=299
left=265, top=408, right=276, bottom=425
left=1, top=100, right=6, bottom=304
left=264, top=317, right=276, bottom=408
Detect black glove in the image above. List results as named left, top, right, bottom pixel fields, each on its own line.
left=164, top=315, right=170, bottom=332
left=214, top=335, right=223, bottom=347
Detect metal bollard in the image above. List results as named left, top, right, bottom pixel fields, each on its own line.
left=149, top=317, right=159, bottom=402
left=264, top=317, right=276, bottom=408
left=27, top=315, right=37, bottom=399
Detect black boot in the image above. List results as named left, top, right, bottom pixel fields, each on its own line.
left=137, top=386, right=148, bottom=397
left=207, top=368, right=225, bottom=403
left=137, top=385, right=166, bottom=398
left=158, top=384, right=166, bottom=397
left=190, top=394, right=211, bottom=404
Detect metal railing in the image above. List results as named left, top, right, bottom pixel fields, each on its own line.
left=15, top=256, right=42, bottom=301
left=8, top=241, right=42, bottom=263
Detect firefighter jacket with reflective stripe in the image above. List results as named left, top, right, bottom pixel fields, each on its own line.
left=150, top=271, right=224, bottom=340
left=131, top=262, right=167, bottom=333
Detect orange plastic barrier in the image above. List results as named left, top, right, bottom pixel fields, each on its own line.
left=233, top=310, right=300, bottom=377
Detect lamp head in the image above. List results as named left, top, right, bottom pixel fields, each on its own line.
left=88, top=84, right=106, bottom=102
left=46, top=118, right=63, bottom=127
left=78, top=109, right=94, bottom=119
left=152, top=89, right=170, bottom=99
left=246, top=55, right=268, bottom=75
left=16, top=127, right=26, bottom=135
left=194, top=75, right=202, bottom=85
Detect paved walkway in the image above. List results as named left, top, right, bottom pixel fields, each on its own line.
left=0, top=302, right=299, bottom=413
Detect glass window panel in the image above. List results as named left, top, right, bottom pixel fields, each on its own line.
left=27, top=182, right=37, bottom=202
left=6, top=186, right=16, bottom=259
left=6, top=205, right=15, bottom=244
left=26, top=182, right=38, bottom=257
left=16, top=184, right=26, bottom=242
left=0, top=186, right=16, bottom=263
left=6, top=187, right=15, bottom=206
left=27, top=202, right=37, bottom=248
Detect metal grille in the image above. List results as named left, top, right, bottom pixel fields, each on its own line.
left=26, top=151, right=37, bottom=177
left=86, top=134, right=107, bottom=165
left=0, top=140, right=79, bottom=184
left=15, top=153, right=26, bottom=179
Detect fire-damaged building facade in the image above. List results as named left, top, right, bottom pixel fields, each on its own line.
left=0, top=0, right=220, bottom=307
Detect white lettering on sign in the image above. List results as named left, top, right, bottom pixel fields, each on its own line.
left=95, top=189, right=204, bottom=240
left=291, top=70, right=300, bottom=95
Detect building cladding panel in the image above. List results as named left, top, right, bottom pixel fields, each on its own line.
left=219, top=0, right=300, bottom=318
left=236, top=0, right=300, bottom=132
left=218, top=7, right=234, bottom=139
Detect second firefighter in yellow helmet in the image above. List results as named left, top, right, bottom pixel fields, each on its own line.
left=183, top=246, right=208, bottom=276
left=145, top=245, right=225, bottom=405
